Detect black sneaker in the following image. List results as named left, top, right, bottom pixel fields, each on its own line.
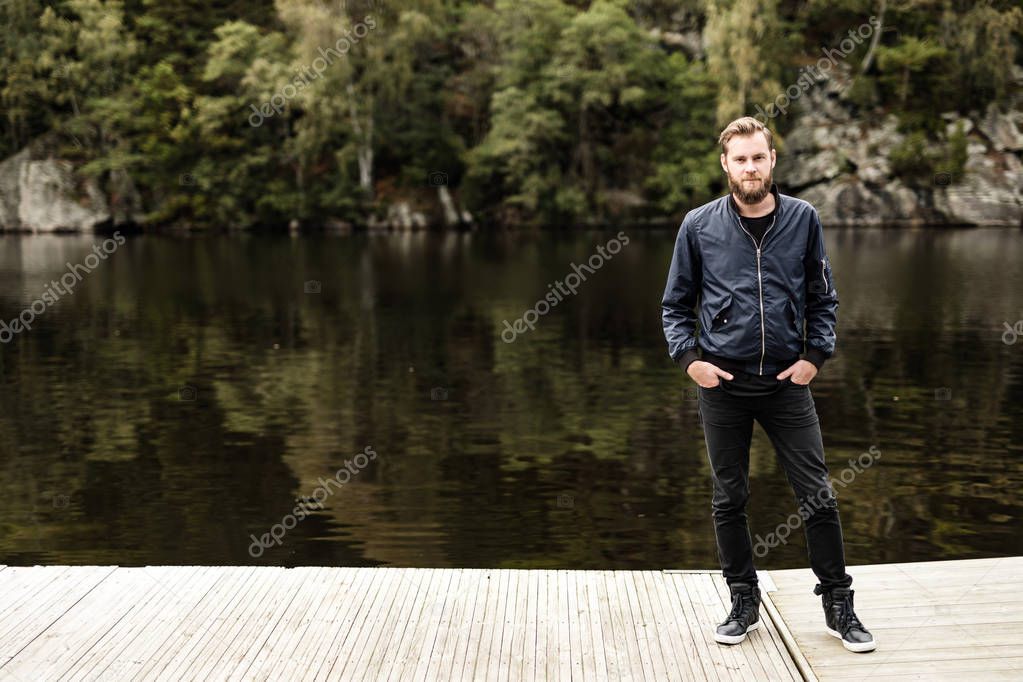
left=814, top=584, right=877, bottom=652
left=714, top=581, right=761, bottom=644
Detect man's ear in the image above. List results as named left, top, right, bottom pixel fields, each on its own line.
left=720, top=152, right=727, bottom=174
left=771, top=149, right=777, bottom=169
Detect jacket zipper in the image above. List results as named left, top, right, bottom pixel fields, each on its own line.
left=820, top=257, right=828, bottom=292
left=733, top=213, right=776, bottom=375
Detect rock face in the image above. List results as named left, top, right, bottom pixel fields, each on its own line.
left=776, top=68, right=1023, bottom=227
left=0, top=136, right=141, bottom=232
left=18, top=158, right=110, bottom=231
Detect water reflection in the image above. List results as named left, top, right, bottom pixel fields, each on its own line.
left=0, top=228, right=1020, bottom=568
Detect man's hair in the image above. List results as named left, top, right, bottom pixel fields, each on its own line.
left=718, top=116, right=774, bottom=155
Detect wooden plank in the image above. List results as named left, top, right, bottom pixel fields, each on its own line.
left=391, top=567, right=453, bottom=681
left=135, top=565, right=263, bottom=679
left=577, top=571, right=609, bottom=681
left=520, top=568, right=539, bottom=682
left=638, top=571, right=687, bottom=682
left=819, top=656, right=1023, bottom=679
left=603, top=570, right=641, bottom=681
left=384, top=568, right=442, bottom=681
left=589, top=572, right=617, bottom=682
left=449, top=568, right=484, bottom=682
left=556, top=570, right=572, bottom=681
left=775, top=592, right=1023, bottom=614
left=235, top=566, right=341, bottom=682
left=489, top=569, right=516, bottom=682
left=633, top=571, right=679, bottom=682
left=332, top=566, right=408, bottom=681
left=185, top=566, right=300, bottom=680
left=506, top=570, right=529, bottom=682
left=316, top=567, right=391, bottom=681
left=810, top=643, right=1023, bottom=667
left=656, top=573, right=709, bottom=681
left=304, top=567, right=377, bottom=682
left=364, top=568, right=427, bottom=678
left=6, top=566, right=180, bottom=680
left=668, top=574, right=731, bottom=681
left=0, top=566, right=73, bottom=624
left=236, top=566, right=333, bottom=680
left=570, top=571, right=595, bottom=681
left=476, top=568, right=509, bottom=678
left=540, top=570, right=556, bottom=681
left=416, top=568, right=464, bottom=681
left=66, top=566, right=212, bottom=680
left=431, top=568, right=477, bottom=682
left=0, top=566, right=115, bottom=667
left=86, top=567, right=225, bottom=681
left=780, top=612, right=1023, bottom=629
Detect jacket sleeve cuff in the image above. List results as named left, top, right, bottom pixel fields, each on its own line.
left=802, top=346, right=830, bottom=370
left=674, top=348, right=701, bottom=372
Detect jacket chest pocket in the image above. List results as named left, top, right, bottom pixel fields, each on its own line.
left=707, top=293, right=734, bottom=331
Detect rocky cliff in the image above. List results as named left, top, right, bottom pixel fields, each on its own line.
left=0, top=135, right=141, bottom=232
left=781, top=68, right=1023, bottom=227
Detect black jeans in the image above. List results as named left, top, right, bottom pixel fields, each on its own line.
left=697, top=368, right=853, bottom=591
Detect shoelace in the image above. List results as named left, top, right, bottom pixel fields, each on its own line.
left=836, top=591, right=865, bottom=634
left=727, top=591, right=757, bottom=622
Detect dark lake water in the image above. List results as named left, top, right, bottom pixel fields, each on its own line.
left=1, top=229, right=1021, bottom=569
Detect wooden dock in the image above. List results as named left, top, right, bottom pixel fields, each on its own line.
left=0, top=557, right=1018, bottom=680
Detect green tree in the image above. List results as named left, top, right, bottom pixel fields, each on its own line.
left=0, top=0, right=48, bottom=156
left=703, top=0, right=785, bottom=127
left=939, top=1, right=1023, bottom=104
left=462, top=0, right=575, bottom=222
left=645, top=52, right=721, bottom=216
left=876, top=36, right=946, bottom=108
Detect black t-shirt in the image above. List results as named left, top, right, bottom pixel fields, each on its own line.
left=737, top=205, right=776, bottom=247
left=730, top=190, right=778, bottom=247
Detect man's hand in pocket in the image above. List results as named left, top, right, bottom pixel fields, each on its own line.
left=776, top=359, right=817, bottom=385
left=687, top=360, right=734, bottom=388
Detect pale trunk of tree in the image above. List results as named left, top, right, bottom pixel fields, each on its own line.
left=860, top=0, right=886, bottom=73
left=437, top=184, right=459, bottom=226
left=346, top=82, right=374, bottom=199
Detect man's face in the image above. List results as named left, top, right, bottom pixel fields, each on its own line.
left=720, top=132, right=776, bottom=205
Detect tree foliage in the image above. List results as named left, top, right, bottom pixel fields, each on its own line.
left=0, top=0, right=1020, bottom=227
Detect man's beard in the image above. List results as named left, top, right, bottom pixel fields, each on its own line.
left=728, top=169, right=772, bottom=205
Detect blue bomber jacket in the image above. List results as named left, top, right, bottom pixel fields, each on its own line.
left=661, top=183, right=838, bottom=377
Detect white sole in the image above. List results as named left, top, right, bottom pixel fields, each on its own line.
left=714, top=619, right=760, bottom=645
left=827, top=626, right=877, bottom=652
